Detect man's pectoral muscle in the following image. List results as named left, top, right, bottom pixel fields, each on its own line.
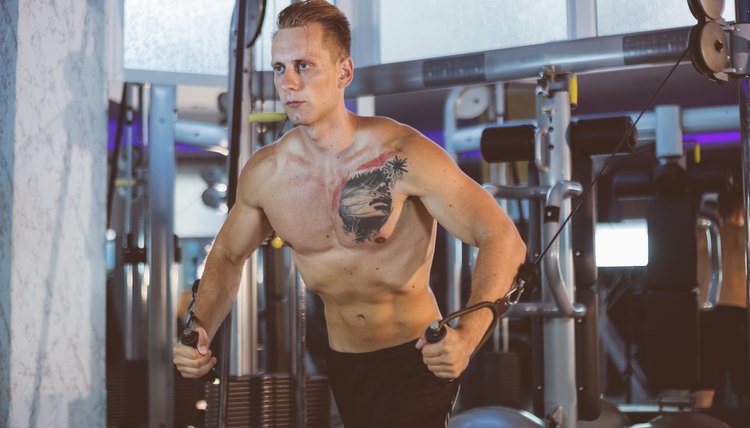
left=333, top=151, right=408, bottom=244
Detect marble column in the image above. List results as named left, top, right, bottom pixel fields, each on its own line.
left=0, top=0, right=108, bottom=427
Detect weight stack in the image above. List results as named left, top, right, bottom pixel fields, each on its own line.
left=204, top=373, right=331, bottom=428
left=106, top=361, right=147, bottom=426
left=481, top=351, right=521, bottom=408
left=173, top=370, right=207, bottom=427
left=250, top=374, right=292, bottom=427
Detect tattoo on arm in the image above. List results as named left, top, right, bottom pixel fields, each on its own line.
left=335, top=153, right=408, bottom=243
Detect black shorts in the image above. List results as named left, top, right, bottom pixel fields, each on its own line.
left=325, top=339, right=460, bottom=428
left=700, top=306, right=749, bottom=395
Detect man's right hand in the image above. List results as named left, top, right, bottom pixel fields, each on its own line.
left=172, top=326, right=217, bottom=378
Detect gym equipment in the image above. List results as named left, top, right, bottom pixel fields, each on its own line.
left=577, top=399, right=629, bottom=428
left=610, top=104, right=731, bottom=393
left=448, top=406, right=544, bottom=428
left=253, top=27, right=695, bottom=97
left=424, top=261, right=537, bottom=348
left=688, top=0, right=729, bottom=82
left=203, top=374, right=331, bottom=428
left=630, top=412, right=731, bottom=427
left=435, top=35, right=692, bottom=423
left=180, top=280, right=220, bottom=384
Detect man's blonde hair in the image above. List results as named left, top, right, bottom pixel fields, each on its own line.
left=276, top=0, right=351, bottom=60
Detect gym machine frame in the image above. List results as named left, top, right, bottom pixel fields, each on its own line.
left=252, top=21, right=695, bottom=428
left=212, top=5, right=750, bottom=428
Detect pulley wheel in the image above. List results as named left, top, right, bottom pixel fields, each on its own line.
left=689, top=21, right=728, bottom=76
left=688, top=0, right=724, bottom=21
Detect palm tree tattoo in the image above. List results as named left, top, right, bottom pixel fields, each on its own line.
left=335, top=153, right=408, bottom=243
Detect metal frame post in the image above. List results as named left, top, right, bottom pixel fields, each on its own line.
left=736, top=0, right=750, bottom=397
left=291, top=268, right=307, bottom=428
left=147, top=83, right=177, bottom=428
left=538, top=79, right=577, bottom=427
left=443, top=87, right=466, bottom=315
left=229, top=0, right=260, bottom=379
left=566, top=0, right=597, bottom=40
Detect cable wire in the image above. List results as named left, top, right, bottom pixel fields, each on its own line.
left=535, top=47, right=690, bottom=265
left=426, top=47, right=691, bottom=346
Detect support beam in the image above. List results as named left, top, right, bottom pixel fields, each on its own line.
left=253, top=26, right=691, bottom=97
left=147, top=84, right=177, bottom=428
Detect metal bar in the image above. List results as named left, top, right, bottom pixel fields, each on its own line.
left=506, top=303, right=587, bottom=319
left=231, top=251, right=258, bottom=375
left=443, top=87, right=465, bottom=315
left=446, top=236, right=462, bottom=315
left=450, top=104, right=741, bottom=156
left=229, top=0, right=261, bottom=378
left=567, top=0, right=598, bottom=40
left=483, top=183, right=549, bottom=200
left=174, top=120, right=228, bottom=151
left=540, top=89, right=577, bottom=427
left=698, top=216, right=723, bottom=309
left=543, top=182, right=584, bottom=319
left=135, top=83, right=148, bottom=361
left=124, top=87, right=134, bottom=360
left=216, top=0, right=250, bottom=424
left=655, top=105, right=683, bottom=163
left=292, top=268, right=307, bottom=428
left=253, top=27, right=691, bottom=98
left=443, top=86, right=464, bottom=158
left=147, top=84, right=176, bottom=428
left=736, top=0, right=750, bottom=398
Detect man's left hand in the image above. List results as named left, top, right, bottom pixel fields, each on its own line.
left=415, top=325, right=472, bottom=379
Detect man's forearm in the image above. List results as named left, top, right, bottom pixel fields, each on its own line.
left=192, top=248, right=246, bottom=341
left=457, top=231, right=525, bottom=349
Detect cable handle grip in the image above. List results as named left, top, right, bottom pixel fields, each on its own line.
left=422, top=261, right=539, bottom=345
left=425, top=321, right=448, bottom=344
left=180, top=329, right=219, bottom=384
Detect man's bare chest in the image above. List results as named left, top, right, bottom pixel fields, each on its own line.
left=260, top=152, right=410, bottom=252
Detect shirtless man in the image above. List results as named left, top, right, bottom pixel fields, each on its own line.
left=696, top=186, right=748, bottom=408
left=173, top=1, right=526, bottom=426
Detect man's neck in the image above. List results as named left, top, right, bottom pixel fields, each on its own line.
left=300, top=109, right=358, bottom=155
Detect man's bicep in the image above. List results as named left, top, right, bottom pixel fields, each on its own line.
left=213, top=200, right=273, bottom=264
left=422, top=173, right=506, bottom=246
left=409, top=143, right=507, bottom=246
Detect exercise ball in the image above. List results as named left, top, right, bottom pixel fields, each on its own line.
left=448, top=406, right=544, bottom=428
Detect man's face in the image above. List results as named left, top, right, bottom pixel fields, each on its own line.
left=271, top=23, right=345, bottom=126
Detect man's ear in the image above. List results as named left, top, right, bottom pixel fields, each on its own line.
left=338, top=57, right=354, bottom=88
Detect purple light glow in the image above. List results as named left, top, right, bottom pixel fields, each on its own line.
left=107, top=118, right=144, bottom=153
left=683, top=131, right=740, bottom=145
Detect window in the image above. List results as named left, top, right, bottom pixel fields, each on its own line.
left=597, top=0, right=736, bottom=36
left=595, top=220, right=649, bottom=267
left=379, top=0, right=567, bottom=64
left=123, top=0, right=235, bottom=85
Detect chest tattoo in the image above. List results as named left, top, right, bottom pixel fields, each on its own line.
left=334, top=152, right=408, bottom=243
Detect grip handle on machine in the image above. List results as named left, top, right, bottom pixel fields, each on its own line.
left=421, top=262, right=537, bottom=345
left=180, top=329, right=219, bottom=384
left=424, top=321, right=448, bottom=344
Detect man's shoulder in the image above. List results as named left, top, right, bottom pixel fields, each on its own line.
left=359, top=115, right=436, bottom=152
left=361, top=115, right=413, bottom=135
left=246, top=128, right=300, bottom=168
